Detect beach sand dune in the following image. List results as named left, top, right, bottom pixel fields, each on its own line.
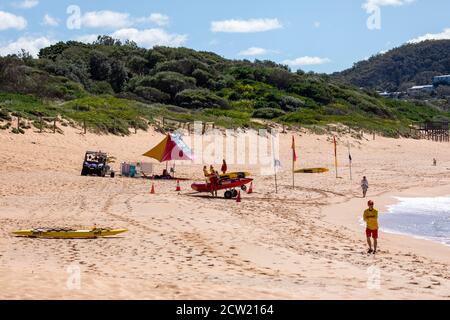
left=0, top=127, right=449, bottom=299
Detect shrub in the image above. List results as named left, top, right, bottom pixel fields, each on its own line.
left=175, top=89, right=230, bottom=109
left=252, top=108, right=286, bottom=119
left=280, top=96, right=305, bottom=111
left=11, top=127, right=25, bottom=134
left=90, top=81, right=114, bottom=95
left=134, top=86, right=170, bottom=103
left=149, top=72, right=196, bottom=98
left=0, top=109, right=11, bottom=121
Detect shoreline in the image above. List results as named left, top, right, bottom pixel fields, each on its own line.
left=322, top=182, right=450, bottom=264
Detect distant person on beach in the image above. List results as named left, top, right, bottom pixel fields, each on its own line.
left=364, top=200, right=378, bottom=254
left=221, top=159, right=228, bottom=175
left=361, top=176, right=369, bottom=198
left=433, top=158, right=437, bottom=166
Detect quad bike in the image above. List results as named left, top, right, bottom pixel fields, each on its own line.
left=81, top=151, right=115, bottom=177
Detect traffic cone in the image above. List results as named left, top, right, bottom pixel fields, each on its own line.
left=151, top=183, right=155, bottom=194
left=176, top=180, right=181, bottom=192
left=236, top=190, right=241, bottom=203
left=247, top=182, right=253, bottom=194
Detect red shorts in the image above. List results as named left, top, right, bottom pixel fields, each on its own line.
left=366, top=228, right=378, bottom=239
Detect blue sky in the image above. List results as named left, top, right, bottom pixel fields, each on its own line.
left=0, top=0, right=449, bottom=73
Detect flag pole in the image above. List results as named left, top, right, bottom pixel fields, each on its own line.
left=272, top=134, right=278, bottom=194
left=348, top=142, right=353, bottom=181
left=274, top=165, right=278, bottom=194
left=292, top=157, right=295, bottom=188
left=334, top=136, right=338, bottom=179
left=292, top=136, right=295, bottom=189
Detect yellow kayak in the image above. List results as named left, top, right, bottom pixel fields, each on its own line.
left=13, top=228, right=128, bottom=239
left=295, top=168, right=329, bottom=174
left=220, top=171, right=251, bottom=179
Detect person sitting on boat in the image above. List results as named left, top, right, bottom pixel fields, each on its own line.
left=203, top=166, right=210, bottom=177
left=203, top=165, right=211, bottom=183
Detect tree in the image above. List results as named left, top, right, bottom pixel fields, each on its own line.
left=127, top=55, right=148, bottom=75
left=109, top=60, right=128, bottom=92
left=145, top=50, right=166, bottom=69
left=89, top=50, right=111, bottom=81
left=94, top=35, right=122, bottom=46
left=149, top=71, right=196, bottom=98
left=192, top=69, right=211, bottom=87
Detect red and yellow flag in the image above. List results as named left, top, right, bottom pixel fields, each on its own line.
left=292, top=136, right=297, bottom=162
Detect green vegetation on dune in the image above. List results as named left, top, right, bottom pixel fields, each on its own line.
left=333, top=39, right=450, bottom=92
left=1, top=36, right=450, bottom=137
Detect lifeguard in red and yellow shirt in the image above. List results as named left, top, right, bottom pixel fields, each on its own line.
left=364, top=200, right=379, bottom=254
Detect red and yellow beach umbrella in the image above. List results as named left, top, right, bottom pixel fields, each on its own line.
left=143, top=134, right=193, bottom=162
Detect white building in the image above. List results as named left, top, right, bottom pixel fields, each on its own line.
left=433, top=75, right=450, bottom=86
left=407, top=85, right=435, bottom=96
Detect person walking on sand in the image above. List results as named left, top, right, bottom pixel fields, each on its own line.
left=221, top=159, right=228, bottom=175
left=361, top=176, right=369, bottom=198
left=209, top=170, right=220, bottom=198
left=364, top=200, right=379, bottom=254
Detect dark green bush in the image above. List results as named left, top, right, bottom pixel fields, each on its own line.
left=252, top=108, right=286, bottom=119
left=134, top=86, right=170, bottom=103
left=175, top=89, right=230, bottom=109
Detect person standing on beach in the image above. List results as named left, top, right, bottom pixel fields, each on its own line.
left=364, top=200, right=378, bottom=254
left=361, top=176, right=369, bottom=198
left=221, top=159, right=228, bottom=175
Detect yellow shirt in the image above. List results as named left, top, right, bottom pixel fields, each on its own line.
left=203, top=168, right=210, bottom=177
left=363, top=208, right=379, bottom=230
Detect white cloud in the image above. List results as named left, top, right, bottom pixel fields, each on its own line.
left=13, top=0, right=39, bottom=9
left=75, top=34, right=99, bottom=44
left=238, top=47, right=275, bottom=56
left=362, top=0, right=415, bottom=12
left=408, top=28, right=450, bottom=43
left=42, top=14, right=59, bottom=27
left=211, top=18, right=282, bottom=33
left=0, top=11, right=27, bottom=30
left=282, top=56, right=331, bottom=66
left=81, top=11, right=133, bottom=29
left=147, top=13, right=170, bottom=26
left=0, top=36, right=55, bottom=57
left=80, top=11, right=172, bottom=29
left=111, top=28, right=187, bottom=47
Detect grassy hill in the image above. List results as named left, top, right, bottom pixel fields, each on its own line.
left=333, top=40, right=450, bottom=92
left=1, top=36, right=450, bottom=137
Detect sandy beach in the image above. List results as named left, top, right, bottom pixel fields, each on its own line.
left=0, top=125, right=449, bottom=300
